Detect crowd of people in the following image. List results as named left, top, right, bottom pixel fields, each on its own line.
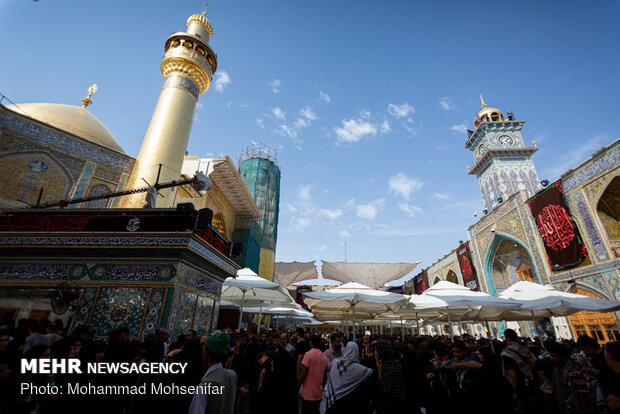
left=1, top=315, right=620, bottom=414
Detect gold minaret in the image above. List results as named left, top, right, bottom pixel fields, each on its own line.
left=119, top=7, right=217, bottom=208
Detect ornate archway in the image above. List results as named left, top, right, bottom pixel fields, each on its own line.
left=596, top=176, right=619, bottom=258
left=446, top=269, right=458, bottom=284
left=484, top=233, right=539, bottom=296
left=567, top=286, right=619, bottom=344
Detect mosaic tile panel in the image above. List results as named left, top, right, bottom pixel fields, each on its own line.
left=179, top=266, right=221, bottom=297
left=0, top=262, right=176, bottom=282
left=93, top=164, right=122, bottom=184
left=516, top=201, right=548, bottom=281
left=141, top=287, right=166, bottom=340
left=166, top=289, right=198, bottom=341
left=562, top=143, right=620, bottom=193
left=0, top=235, right=189, bottom=247
left=584, top=171, right=618, bottom=206
left=192, top=296, right=215, bottom=337
left=0, top=263, right=71, bottom=280
left=603, top=270, right=620, bottom=302
left=568, top=190, right=609, bottom=261
left=71, top=286, right=98, bottom=329
left=82, top=182, right=113, bottom=208
left=68, top=161, right=95, bottom=208
left=0, top=152, right=73, bottom=206
left=90, top=287, right=149, bottom=339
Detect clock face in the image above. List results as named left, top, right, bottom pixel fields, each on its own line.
left=478, top=143, right=487, bottom=156
left=498, top=135, right=514, bottom=146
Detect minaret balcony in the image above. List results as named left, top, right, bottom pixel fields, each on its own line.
left=467, top=147, right=539, bottom=175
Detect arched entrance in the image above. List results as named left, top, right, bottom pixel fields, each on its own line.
left=433, top=276, right=441, bottom=285
left=568, top=287, right=619, bottom=344
left=446, top=270, right=458, bottom=284
left=485, top=234, right=539, bottom=296
left=597, top=176, right=619, bottom=258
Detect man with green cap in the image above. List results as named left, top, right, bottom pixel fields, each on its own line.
left=189, top=332, right=237, bottom=414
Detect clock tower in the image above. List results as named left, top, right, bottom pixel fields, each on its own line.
left=465, top=96, right=541, bottom=211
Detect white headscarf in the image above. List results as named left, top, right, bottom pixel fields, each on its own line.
left=325, top=342, right=372, bottom=409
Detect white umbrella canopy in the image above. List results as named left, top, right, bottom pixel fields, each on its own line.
left=302, top=282, right=409, bottom=337
left=241, top=305, right=314, bottom=318
left=410, top=281, right=520, bottom=320
left=221, top=268, right=294, bottom=328
left=498, top=280, right=620, bottom=318
left=302, top=282, right=409, bottom=314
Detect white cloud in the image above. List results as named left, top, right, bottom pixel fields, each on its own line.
left=300, top=107, right=318, bottom=121
left=438, top=97, right=452, bottom=110
left=388, top=102, right=415, bottom=118
left=388, top=173, right=424, bottom=200
left=334, top=119, right=377, bottom=144
left=356, top=199, right=384, bottom=220
left=213, top=71, right=231, bottom=92
left=433, top=192, right=452, bottom=201
left=360, top=110, right=371, bottom=119
left=299, top=185, right=312, bottom=201
left=272, top=107, right=286, bottom=120
left=256, top=118, right=265, bottom=130
left=320, top=208, right=343, bottom=219
left=380, top=120, right=391, bottom=134
left=317, top=245, right=329, bottom=252
left=197, top=102, right=204, bottom=109
left=338, top=230, right=350, bottom=239
left=294, top=217, right=311, bottom=230
left=398, top=203, right=424, bottom=217
left=320, top=91, right=331, bottom=102
left=267, top=78, right=281, bottom=94
left=276, top=124, right=298, bottom=138
left=283, top=203, right=297, bottom=213
left=450, top=122, right=469, bottom=135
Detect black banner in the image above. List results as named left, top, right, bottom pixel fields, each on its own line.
left=526, top=180, right=587, bottom=270
left=457, top=241, right=479, bottom=291
left=414, top=269, right=429, bottom=295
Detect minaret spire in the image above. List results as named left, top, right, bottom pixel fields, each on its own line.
left=119, top=10, right=217, bottom=208
left=480, top=94, right=487, bottom=109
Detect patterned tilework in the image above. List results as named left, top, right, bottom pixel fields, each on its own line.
left=93, top=164, right=122, bottom=184
left=71, top=286, right=99, bottom=329
left=0, top=263, right=71, bottom=280
left=0, top=262, right=176, bottom=282
left=0, top=152, right=74, bottom=205
left=164, top=75, right=200, bottom=101
left=141, top=287, right=167, bottom=340
left=167, top=289, right=198, bottom=340
left=567, top=190, right=610, bottom=261
left=548, top=258, right=620, bottom=285
left=90, top=287, right=149, bottom=339
left=562, top=143, right=620, bottom=193
left=82, top=183, right=113, bottom=208
left=603, top=270, right=620, bottom=302
left=0, top=133, right=86, bottom=181
left=211, top=301, right=220, bottom=330
left=192, top=296, right=215, bottom=336
left=188, top=238, right=238, bottom=276
left=0, top=110, right=135, bottom=172
left=516, top=200, right=548, bottom=282
left=583, top=171, right=618, bottom=206
left=68, top=161, right=95, bottom=208
left=0, top=235, right=190, bottom=247
left=178, top=265, right=222, bottom=297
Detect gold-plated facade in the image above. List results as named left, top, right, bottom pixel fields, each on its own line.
left=119, top=11, right=217, bottom=208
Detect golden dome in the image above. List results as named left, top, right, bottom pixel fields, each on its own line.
left=7, top=103, right=125, bottom=154
left=474, top=95, right=505, bottom=128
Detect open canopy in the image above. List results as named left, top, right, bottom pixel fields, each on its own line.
left=321, top=262, right=420, bottom=289
left=302, top=282, right=409, bottom=319
left=497, top=280, right=620, bottom=319
left=274, top=261, right=318, bottom=287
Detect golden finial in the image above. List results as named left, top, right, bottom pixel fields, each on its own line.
left=201, top=3, right=209, bottom=16
left=532, top=140, right=537, bottom=147
left=81, top=84, right=98, bottom=109
left=466, top=165, right=470, bottom=171
left=480, top=94, right=487, bottom=109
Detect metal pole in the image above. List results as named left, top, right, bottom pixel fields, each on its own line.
left=400, top=317, right=404, bottom=338
left=447, top=310, right=454, bottom=341
left=352, top=306, right=356, bottom=340
left=237, top=290, right=246, bottom=330
left=485, top=321, right=495, bottom=353
left=416, top=312, right=420, bottom=335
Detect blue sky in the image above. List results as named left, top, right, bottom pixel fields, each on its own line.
left=1, top=0, right=619, bottom=285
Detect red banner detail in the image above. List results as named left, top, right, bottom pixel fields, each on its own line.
left=527, top=180, right=587, bottom=270
left=457, top=241, right=480, bottom=291
left=414, top=269, right=429, bottom=295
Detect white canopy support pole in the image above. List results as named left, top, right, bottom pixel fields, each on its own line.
left=400, top=316, right=404, bottom=338
left=352, top=305, right=356, bottom=340
left=258, top=305, right=263, bottom=330
left=484, top=321, right=495, bottom=353
left=237, top=290, right=246, bottom=330
left=416, top=312, right=420, bottom=334
left=447, top=309, right=454, bottom=341
left=275, top=316, right=279, bottom=331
